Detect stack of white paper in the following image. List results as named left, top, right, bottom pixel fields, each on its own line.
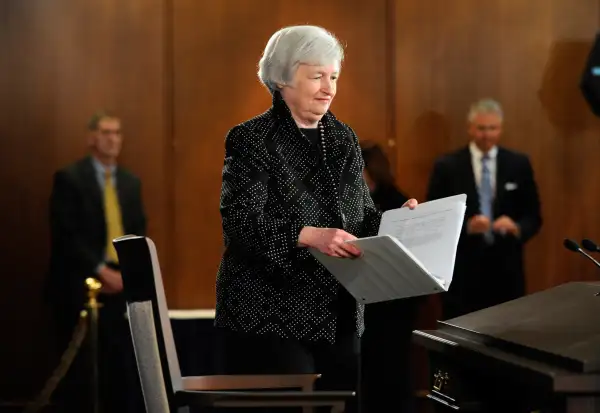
left=309, top=194, right=467, bottom=303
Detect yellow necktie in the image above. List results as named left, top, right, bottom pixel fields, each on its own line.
left=104, top=170, right=125, bottom=263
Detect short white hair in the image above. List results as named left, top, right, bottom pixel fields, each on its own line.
left=468, top=98, right=504, bottom=122
left=258, top=25, right=344, bottom=93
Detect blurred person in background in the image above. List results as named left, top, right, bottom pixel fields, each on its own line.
left=45, top=111, right=146, bottom=413
left=360, top=141, right=423, bottom=413
left=426, top=98, right=542, bottom=319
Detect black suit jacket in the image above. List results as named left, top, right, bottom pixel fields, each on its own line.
left=426, top=146, right=542, bottom=316
left=46, top=156, right=146, bottom=326
left=370, top=184, right=409, bottom=213
left=215, top=92, right=381, bottom=344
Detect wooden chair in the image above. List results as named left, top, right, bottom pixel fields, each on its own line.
left=113, top=235, right=354, bottom=413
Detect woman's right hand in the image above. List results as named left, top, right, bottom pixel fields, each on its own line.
left=298, top=227, right=362, bottom=258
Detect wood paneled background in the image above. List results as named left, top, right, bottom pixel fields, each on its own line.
left=2, top=0, right=600, bottom=402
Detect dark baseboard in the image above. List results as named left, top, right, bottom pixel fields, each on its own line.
left=0, top=402, right=55, bottom=413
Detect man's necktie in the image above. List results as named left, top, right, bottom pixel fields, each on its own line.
left=480, top=154, right=494, bottom=244
left=104, top=170, right=125, bottom=263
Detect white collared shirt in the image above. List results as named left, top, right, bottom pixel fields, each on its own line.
left=469, top=141, right=498, bottom=194
left=91, top=156, right=117, bottom=189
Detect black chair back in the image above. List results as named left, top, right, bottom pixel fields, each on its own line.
left=114, top=235, right=184, bottom=413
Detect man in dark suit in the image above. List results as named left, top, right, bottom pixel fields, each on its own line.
left=46, top=111, right=146, bottom=413
left=427, top=99, right=542, bottom=319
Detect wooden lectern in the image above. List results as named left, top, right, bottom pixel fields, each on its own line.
left=413, top=281, right=600, bottom=412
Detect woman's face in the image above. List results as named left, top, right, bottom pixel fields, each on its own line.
left=281, top=63, right=339, bottom=126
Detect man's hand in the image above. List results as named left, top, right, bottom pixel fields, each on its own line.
left=467, top=215, right=491, bottom=234
left=298, top=227, right=361, bottom=258
left=97, top=265, right=123, bottom=294
left=492, top=215, right=520, bottom=237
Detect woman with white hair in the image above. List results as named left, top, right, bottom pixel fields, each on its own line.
left=214, top=25, right=417, bottom=410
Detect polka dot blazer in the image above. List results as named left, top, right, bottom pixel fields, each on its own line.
left=215, top=91, right=382, bottom=344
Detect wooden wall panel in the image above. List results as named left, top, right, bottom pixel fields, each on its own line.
left=3, top=0, right=600, bottom=403
left=0, top=0, right=168, bottom=400
left=393, top=0, right=600, bottom=307
left=392, top=0, right=600, bottom=393
left=170, top=0, right=389, bottom=308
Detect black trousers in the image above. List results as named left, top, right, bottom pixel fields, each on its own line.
left=211, top=327, right=361, bottom=413
left=361, top=297, right=422, bottom=413
left=52, top=295, right=145, bottom=413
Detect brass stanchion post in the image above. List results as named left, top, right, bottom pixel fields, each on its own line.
left=85, top=277, right=102, bottom=413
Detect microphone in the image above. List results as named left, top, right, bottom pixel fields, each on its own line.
left=563, top=238, right=600, bottom=269
left=582, top=238, right=600, bottom=253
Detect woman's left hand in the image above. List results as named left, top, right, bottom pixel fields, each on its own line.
left=402, top=198, right=419, bottom=209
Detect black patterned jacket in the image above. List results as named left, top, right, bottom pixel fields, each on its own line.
left=215, top=92, right=381, bottom=343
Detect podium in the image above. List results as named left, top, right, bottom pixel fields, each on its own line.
left=413, top=281, right=600, bottom=413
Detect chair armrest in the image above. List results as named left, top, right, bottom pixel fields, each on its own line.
left=182, top=374, right=320, bottom=391
left=176, top=389, right=354, bottom=410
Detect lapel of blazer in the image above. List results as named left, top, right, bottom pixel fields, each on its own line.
left=320, top=111, right=352, bottom=182
left=457, top=146, right=480, bottom=215
left=115, top=168, right=129, bottom=204
left=80, top=156, right=104, bottom=209
left=494, top=147, right=508, bottom=211
left=269, top=92, right=349, bottom=188
left=115, top=167, right=133, bottom=231
left=268, top=92, right=352, bottom=219
left=270, top=93, right=320, bottom=173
